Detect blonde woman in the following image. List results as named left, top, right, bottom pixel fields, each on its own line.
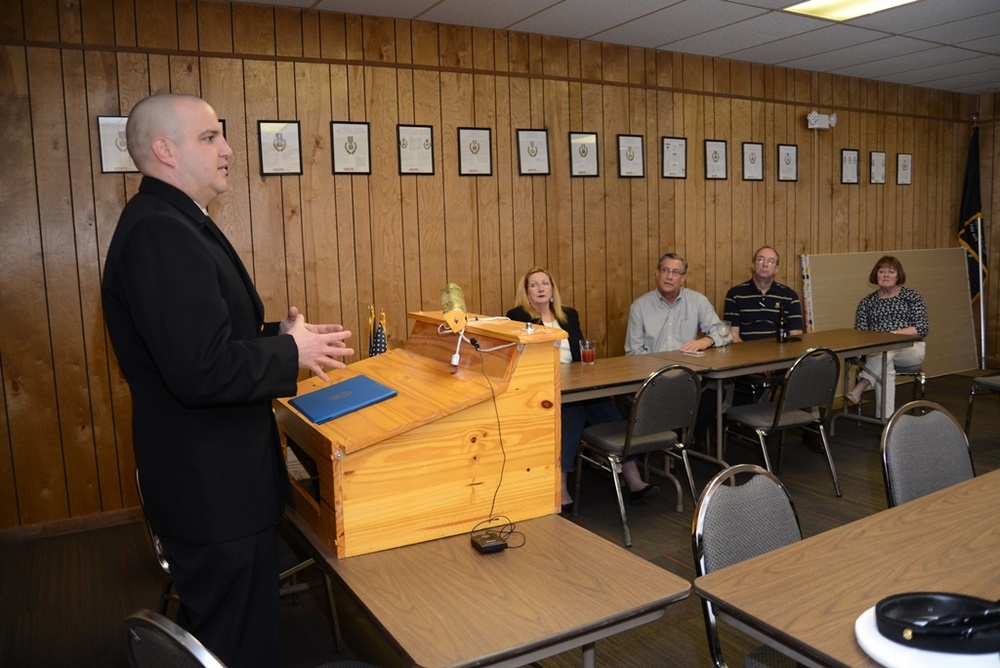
left=507, top=267, right=659, bottom=509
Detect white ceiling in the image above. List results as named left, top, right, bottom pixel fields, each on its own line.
left=237, top=0, right=1000, bottom=95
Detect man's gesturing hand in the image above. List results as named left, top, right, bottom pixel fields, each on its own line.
left=284, top=310, right=353, bottom=381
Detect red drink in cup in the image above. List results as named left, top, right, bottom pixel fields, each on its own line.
left=582, top=348, right=596, bottom=364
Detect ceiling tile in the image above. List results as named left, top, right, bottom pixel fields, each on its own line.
left=592, top=0, right=767, bottom=48
left=228, top=0, right=999, bottom=93
left=662, top=11, right=827, bottom=56
left=725, top=24, right=885, bottom=64
left=944, top=66, right=1000, bottom=94
left=733, top=0, right=801, bottom=8
left=847, top=0, right=998, bottom=32
left=414, top=0, right=562, bottom=30
left=313, top=0, right=438, bottom=19
left=906, top=11, right=1000, bottom=48
left=781, top=35, right=933, bottom=72
left=831, top=45, right=979, bottom=78
left=959, top=34, right=1000, bottom=54
left=507, top=0, right=683, bottom=40
left=876, top=56, right=999, bottom=91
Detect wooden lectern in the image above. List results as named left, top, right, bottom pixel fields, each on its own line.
left=274, top=311, right=565, bottom=558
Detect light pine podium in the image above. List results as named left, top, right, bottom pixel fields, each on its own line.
left=274, top=311, right=565, bottom=558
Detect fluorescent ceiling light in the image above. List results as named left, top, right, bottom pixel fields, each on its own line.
left=784, top=0, right=918, bottom=22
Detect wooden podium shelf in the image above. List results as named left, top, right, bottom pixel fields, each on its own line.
left=274, top=312, right=566, bottom=558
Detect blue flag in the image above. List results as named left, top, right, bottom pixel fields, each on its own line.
left=958, top=126, right=985, bottom=301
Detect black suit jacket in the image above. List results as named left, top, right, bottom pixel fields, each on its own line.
left=103, top=177, right=296, bottom=544
left=506, top=305, right=585, bottom=363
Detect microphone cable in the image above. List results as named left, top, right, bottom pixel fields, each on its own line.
left=467, top=337, right=525, bottom=549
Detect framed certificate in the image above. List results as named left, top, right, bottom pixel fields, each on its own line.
left=258, top=121, right=303, bottom=175
left=742, top=142, right=764, bottom=181
left=458, top=127, right=492, bottom=176
left=897, top=153, right=912, bottom=185
left=705, top=140, right=727, bottom=180
left=569, top=132, right=599, bottom=177
left=617, top=134, right=644, bottom=177
left=777, top=144, right=797, bottom=182
left=841, top=149, right=860, bottom=184
left=398, top=125, right=434, bottom=175
left=661, top=137, right=686, bottom=178
left=98, top=116, right=138, bottom=173
left=331, top=121, right=371, bottom=174
left=870, top=151, right=886, bottom=184
left=517, top=129, right=550, bottom=175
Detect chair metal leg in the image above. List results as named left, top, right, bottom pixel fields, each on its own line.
left=159, top=580, right=174, bottom=616
left=964, top=386, right=977, bottom=434
left=819, top=424, right=842, bottom=497
left=755, top=430, right=773, bottom=471
left=609, top=459, right=632, bottom=548
left=572, top=453, right=584, bottom=517
left=679, top=450, right=698, bottom=502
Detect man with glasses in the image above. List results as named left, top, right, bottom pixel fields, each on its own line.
left=725, top=246, right=810, bottom=432
left=622, top=253, right=730, bottom=503
left=625, top=253, right=731, bottom=452
left=626, top=252, right=731, bottom=355
left=724, top=246, right=803, bottom=343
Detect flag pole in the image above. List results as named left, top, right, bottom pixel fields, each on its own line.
left=976, top=213, right=986, bottom=369
left=959, top=118, right=986, bottom=369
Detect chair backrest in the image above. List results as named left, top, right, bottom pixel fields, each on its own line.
left=693, top=464, right=802, bottom=576
left=123, top=609, right=226, bottom=668
left=623, top=365, right=701, bottom=457
left=881, top=400, right=975, bottom=508
left=692, top=464, right=801, bottom=668
left=776, top=347, right=840, bottom=417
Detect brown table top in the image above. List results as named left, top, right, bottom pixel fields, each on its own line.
left=652, top=328, right=919, bottom=379
left=562, top=329, right=917, bottom=402
left=560, top=351, right=710, bottom=402
left=694, top=469, right=1000, bottom=667
left=285, top=512, right=690, bottom=668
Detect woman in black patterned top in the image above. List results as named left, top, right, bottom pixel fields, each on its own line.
left=845, top=256, right=928, bottom=418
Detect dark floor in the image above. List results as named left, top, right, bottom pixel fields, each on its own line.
left=1, top=372, right=997, bottom=668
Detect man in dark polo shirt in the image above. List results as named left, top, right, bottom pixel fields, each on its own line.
left=725, top=246, right=803, bottom=342
left=724, top=246, right=804, bottom=406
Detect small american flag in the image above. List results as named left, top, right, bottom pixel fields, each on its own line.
left=369, top=306, right=388, bottom=357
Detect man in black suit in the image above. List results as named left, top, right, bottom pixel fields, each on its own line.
left=102, top=93, right=353, bottom=667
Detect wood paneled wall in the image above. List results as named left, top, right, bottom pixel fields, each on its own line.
left=0, top=0, right=996, bottom=530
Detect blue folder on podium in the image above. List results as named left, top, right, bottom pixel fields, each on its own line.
left=290, top=375, right=397, bottom=425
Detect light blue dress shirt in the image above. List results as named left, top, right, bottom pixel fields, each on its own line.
left=625, top=287, right=730, bottom=355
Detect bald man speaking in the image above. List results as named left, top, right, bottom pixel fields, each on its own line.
left=103, top=94, right=353, bottom=666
